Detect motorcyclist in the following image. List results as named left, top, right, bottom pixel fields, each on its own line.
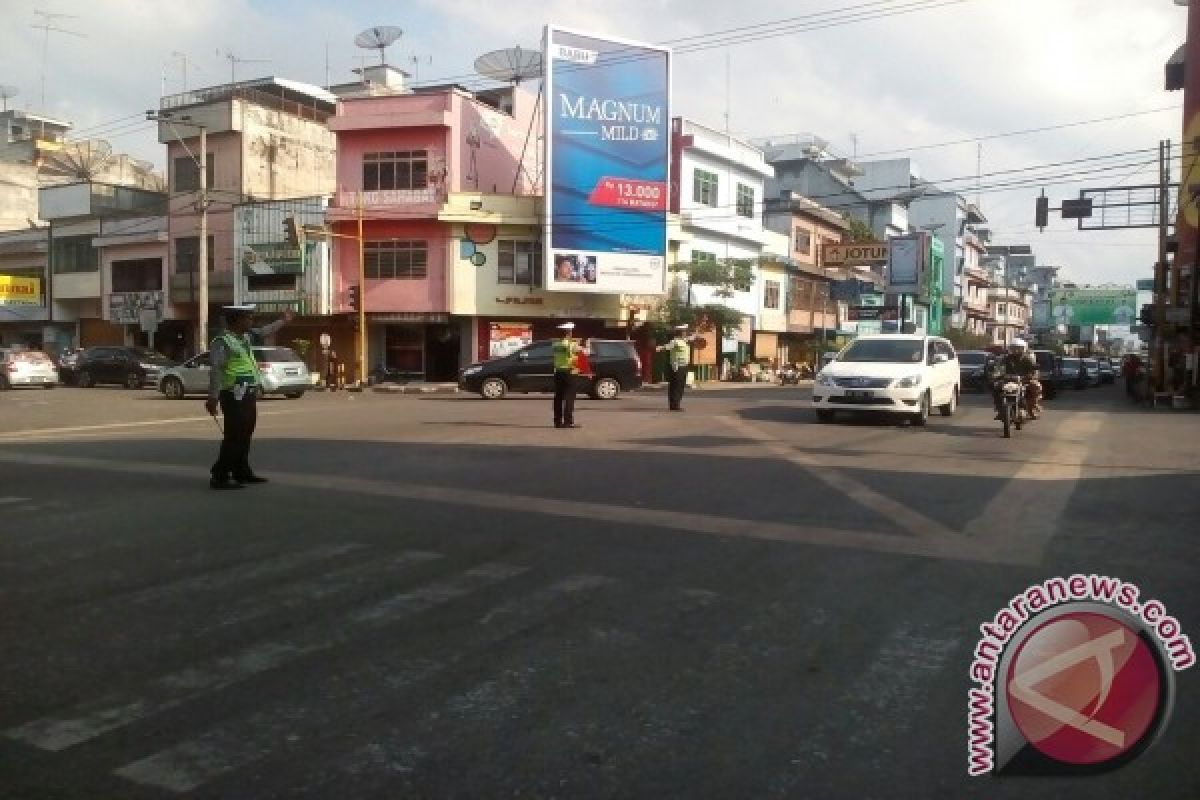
left=991, top=339, right=1040, bottom=420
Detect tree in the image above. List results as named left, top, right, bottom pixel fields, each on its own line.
left=943, top=328, right=992, bottom=352
left=841, top=212, right=876, bottom=243
left=656, top=256, right=756, bottom=340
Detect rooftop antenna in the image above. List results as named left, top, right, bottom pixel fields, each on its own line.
left=171, top=51, right=198, bottom=91
left=354, top=26, right=403, bottom=67
left=32, top=10, right=86, bottom=110
left=220, top=49, right=271, bottom=86
left=473, top=46, right=542, bottom=86
left=0, top=86, right=18, bottom=113
left=409, top=54, right=432, bottom=83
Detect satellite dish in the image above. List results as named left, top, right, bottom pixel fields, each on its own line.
left=40, top=139, right=116, bottom=182
left=0, top=85, right=17, bottom=112
left=354, top=26, right=403, bottom=65
left=474, top=46, right=542, bottom=85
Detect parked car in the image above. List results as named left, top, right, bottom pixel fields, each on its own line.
left=1096, top=357, right=1116, bottom=384
left=1081, top=357, right=1102, bottom=388
left=1031, top=349, right=1060, bottom=400
left=811, top=333, right=960, bottom=425
left=0, top=348, right=59, bottom=389
left=459, top=339, right=642, bottom=400
left=957, top=350, right=991, bottom=392
left=74, top=346, right=176, bottom=388
left=157, top=346, right=310, bottom=399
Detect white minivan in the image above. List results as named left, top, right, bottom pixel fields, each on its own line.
left=811, top=334, right=960, bottom=425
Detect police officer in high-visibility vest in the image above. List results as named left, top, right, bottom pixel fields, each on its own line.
left=552, top=321, right=582, bottom=429
left=205, top=304, right=293, bottom=489
left=657, top=324, right=694, bottom=411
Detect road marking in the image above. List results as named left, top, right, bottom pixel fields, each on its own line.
left=0, top=496, right=29, bottom=505
left=5, top=562, right=527, bottom=751
left=112, top=574, right=614, bottom=793
left=719, top=415, right=964, bottom=546
left=0, top=410, right=311, bottom=441
left=0, top=450, right=1015, bottom=565
left=965, top=411, right=1103, bottom=566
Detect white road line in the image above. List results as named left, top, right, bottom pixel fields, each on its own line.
left=4, top=561, right=527, bottom=752
left=112, top=574, right=614, bottom=793
left=0, top=496, right=29, bottom=505
left=0, top=410, right=310, bottom=441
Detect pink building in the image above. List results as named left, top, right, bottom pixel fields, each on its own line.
left=327, top=70, right=540, bottom=381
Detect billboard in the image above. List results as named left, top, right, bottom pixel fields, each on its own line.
left=886, top=234, right=928, bottom=295
left=544, top=26, right=669, bottom=295
left=823, top=242, right=889, bottom=267
left=1050, top=288, right=1137, bottom=326
left=0, top=275, right=41, bottom=306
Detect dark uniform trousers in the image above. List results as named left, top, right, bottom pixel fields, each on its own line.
left=668, top=365, right=688, bottom=410
left=553, top=369, right=577, bottom=426
left=211, top=387, right=258, bottom=481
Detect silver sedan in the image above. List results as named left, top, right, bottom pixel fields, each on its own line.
left=158, top=348, right=311, bottom=399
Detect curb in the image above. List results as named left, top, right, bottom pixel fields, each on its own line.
left=371, top=384, right=460, bottom=395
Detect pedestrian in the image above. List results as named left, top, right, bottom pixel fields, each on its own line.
left=326, top=349, right=340, bottom=391
left=552, top=322, right=582, bottom=428
left=205, top=304, right=293, bottom=490
left=656, top=324, right=693, bottom=411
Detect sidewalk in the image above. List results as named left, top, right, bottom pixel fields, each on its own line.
left=311, top=383, right=460, bottom=395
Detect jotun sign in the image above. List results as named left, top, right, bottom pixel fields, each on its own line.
left=822, top=242, right=889, bottom=267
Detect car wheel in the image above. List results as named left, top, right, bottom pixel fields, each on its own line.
left=44, top=383, right=56, bottom=390
left=162, top=377, right=185, bottom=400
left=911, top=391, right=930, bottom=426
left=283, top=391, right=305, bottom=399
left=0, top=375, right=9, bottom=391
left=815, top=409, right=835, bottom=423
left=592, top=377, right=620, bottom=400
left=76, top=369, right=93, bottom=388
left=124, top=371, right=142, bottom=390
left=480, top=377, right=507, bottom=399
left=939, top=387, right=958, bottom=417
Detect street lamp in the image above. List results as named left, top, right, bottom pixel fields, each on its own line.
left=147, top=109, right=208, bottom=351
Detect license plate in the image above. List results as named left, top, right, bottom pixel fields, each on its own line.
left=285, top=369, right=299, bottom=375
left=845, top=390, right=873, bottom=399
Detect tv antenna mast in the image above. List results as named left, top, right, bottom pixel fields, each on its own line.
left=473, top=46, right=542, bottom=86
left=354, top=26, right=403, bottom=66
left=0, top=86, right=18, bottom=113
left=220, top=49, right=271, bottom=86
left=31, top=10, right=86, bottom=110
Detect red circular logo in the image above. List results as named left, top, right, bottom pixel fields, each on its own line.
left=1006, top=612, right=1162, bottom=766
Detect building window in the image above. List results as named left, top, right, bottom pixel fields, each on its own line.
left=363, top=151, right=429, bottom=191
left=365, top=240, right=427, bottom=280
left=693, top=169, right=718, bottom=207
left=764, top=279, right=780, bottom=310
left=51, top=234, right=98, bottom=274
left=173, top=156, right=214, bottom=192
left=691, top=249, right=717, bottom=265
left=174, top=236, right=216, bottom=273
left=794, top=229, right=811, bottom=256
left=736, top=184, right=755, bottom=218
left=497, top=240, right=542, bottom=286
left=110, top=258, right=162, bottom=292
left=997, top=303, right=1007, bottom=316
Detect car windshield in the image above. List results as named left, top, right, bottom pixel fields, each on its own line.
left=254, top=347, right=302, bottom=363
left=839, top=339, right=924, bottom=363
left=958, top=352, right=987, bottom=365
left=1062, top=358, right=1081, bottom=368
left=7, top=350, right=52, bottom=364
left=131, top=348, right=173, bottom=364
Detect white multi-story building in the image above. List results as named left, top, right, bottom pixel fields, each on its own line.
left=671, top=117, right=775, bottom=363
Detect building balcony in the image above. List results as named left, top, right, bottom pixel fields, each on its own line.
left=964, top=298, right=991, bottom=317
left=964, top=264, right=991, bottom=285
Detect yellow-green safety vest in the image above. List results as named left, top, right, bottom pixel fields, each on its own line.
left=216, top=332, right=259, bottom=390
left=553, top=337, right=578, bottom=372
left=668, top=338, right=690, bottom=370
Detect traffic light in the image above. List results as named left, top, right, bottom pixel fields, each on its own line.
left=283, top=216, right=301, bottom=247
left=1139, top=304, right=1154, bottom=327
left=348, top=284, right=360, bottom=311
left=1035, top=194, right=1049, bottom=231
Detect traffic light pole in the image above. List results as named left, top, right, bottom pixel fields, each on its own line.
left=198, top=124, right=208, bottom=351
left=357, top=191, right=366, bottom=387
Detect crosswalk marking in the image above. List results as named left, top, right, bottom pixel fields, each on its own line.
left=112, top=574, right=615, bottom=793
left=5, top=561, right=528, bottom=752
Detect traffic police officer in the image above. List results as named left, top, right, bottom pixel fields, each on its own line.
left=206, top=304, right=292, bottom=489
left=552, top=322, right=582, bottom=428
left=657, top=324, right=693, bottom=411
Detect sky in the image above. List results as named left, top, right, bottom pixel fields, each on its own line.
left=1, top=0, right=1187, bottom=285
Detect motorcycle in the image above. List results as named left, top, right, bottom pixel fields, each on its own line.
left=1000, top=375, right=1028, bottom=438
left=779, top=364, right=800, bottom=385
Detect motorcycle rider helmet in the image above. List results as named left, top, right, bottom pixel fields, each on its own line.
left=1009, top=338, right=1028, bottom=350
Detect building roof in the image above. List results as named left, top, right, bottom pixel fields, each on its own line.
left=159, top=77, right=337, bottom=113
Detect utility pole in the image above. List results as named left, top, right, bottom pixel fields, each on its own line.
left=146, top=110, right=208, bottom=351
left=1155, top=139, right=1170, bottom=393
left=357, top=192, right=367, bottom=385
left=31, top=11, right=85, bottom=110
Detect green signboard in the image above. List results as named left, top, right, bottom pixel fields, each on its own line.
left=926, top=237, right=944, bottom=335
left=1050, top=288, right=1137, bottom=326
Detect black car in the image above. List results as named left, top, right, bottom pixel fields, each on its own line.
left=1032, top=350, right=1061, bottom=400
left=1096, top=357, right=1116, bottom=384
left=957, top=350, right=991, bottom=391
left=459, top=339, right=642, bottom=400
left=74, top=346, right=177, bottom=388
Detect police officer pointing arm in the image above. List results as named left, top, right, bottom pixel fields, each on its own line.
left=656, top=324, right=694, bottom=411
left=205, top=305, right=293, bottom=489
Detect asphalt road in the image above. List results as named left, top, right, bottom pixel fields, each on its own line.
left=0, top=381, right=1197, bottom=799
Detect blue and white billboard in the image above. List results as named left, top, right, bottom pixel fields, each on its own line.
left=544, top=26, right=670, bottom=294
